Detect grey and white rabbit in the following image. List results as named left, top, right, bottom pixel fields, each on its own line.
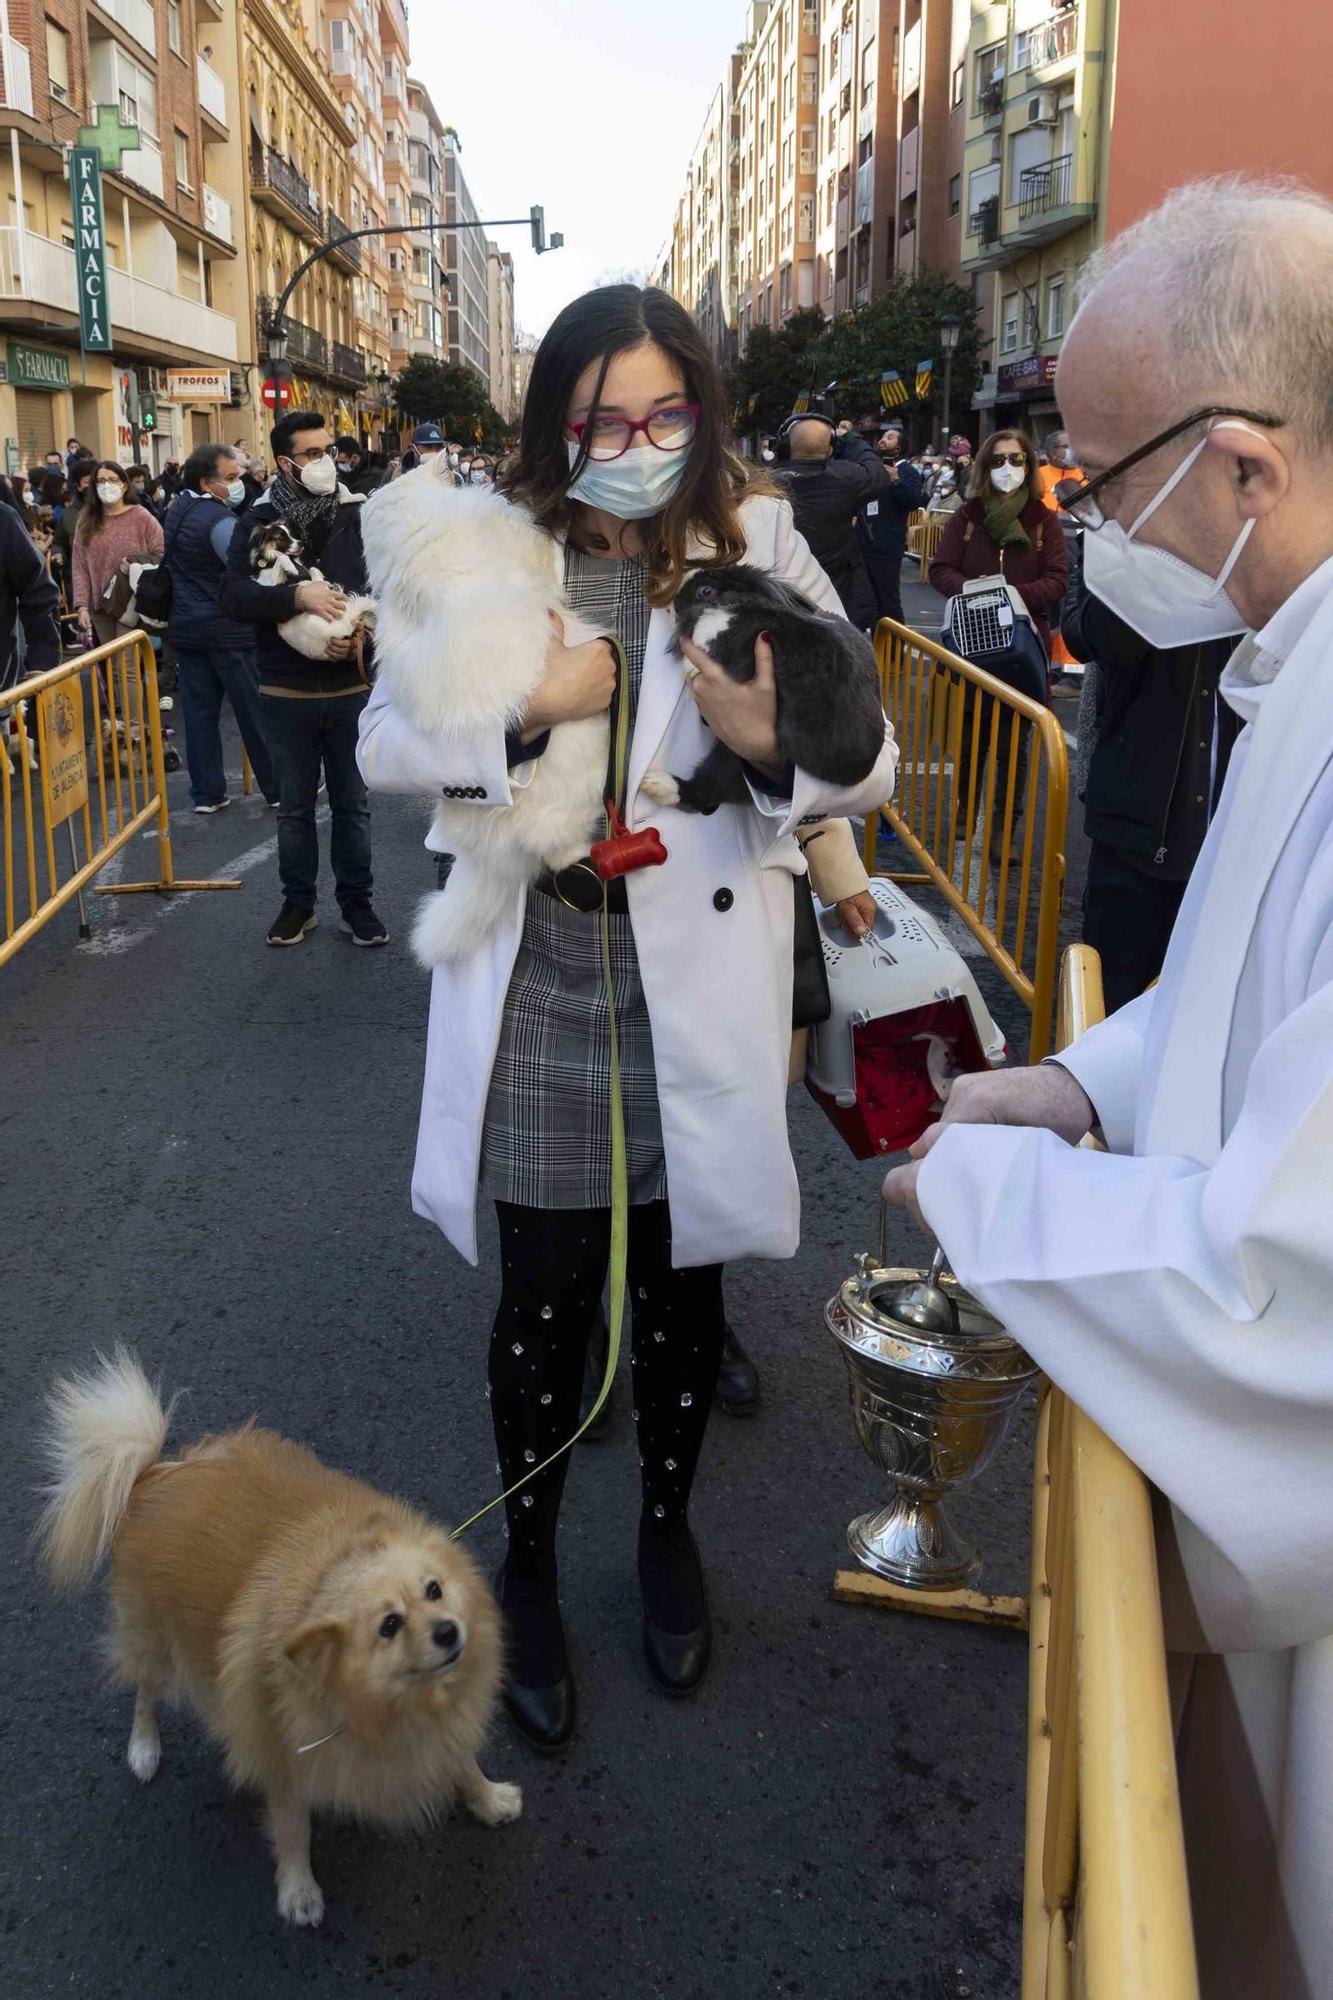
left=642, top=565, right=885, bottom=813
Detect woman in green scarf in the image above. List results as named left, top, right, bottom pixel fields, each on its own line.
left=929, top=428, right=1069, bottom=858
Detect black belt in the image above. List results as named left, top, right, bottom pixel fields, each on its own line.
left=535, top=867, right=628, bottom=914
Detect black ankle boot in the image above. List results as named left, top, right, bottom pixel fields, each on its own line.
left=578, top=1310, right=615, bottom=1439
left=495, top=1565, right=577, bottom=1753
left=638, top=1524, right=712, bottom=1697
left=714, top=1321, right=760, bottom=1417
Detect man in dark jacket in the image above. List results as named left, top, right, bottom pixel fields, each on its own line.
left=855, top=426, right=927, bottom=627
left=220, top=408, right=387, bottom=949
left=0, top=502, right=61, bottom=715
left=334, top=435, right=385, bottom=498
left=773, top=415, right=889, bottom=621
left=1063, top=542, right=1240, bottom=1012
left=164, top=444, right=277, bottom=815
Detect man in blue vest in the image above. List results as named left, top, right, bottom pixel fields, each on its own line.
left=164, top=445, right=278, bottom=816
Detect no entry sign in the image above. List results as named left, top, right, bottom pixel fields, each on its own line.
left=261, top=376, right=291, bottom=411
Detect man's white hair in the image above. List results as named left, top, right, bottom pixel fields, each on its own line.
left=1076, top=176, right=1333, bottom=453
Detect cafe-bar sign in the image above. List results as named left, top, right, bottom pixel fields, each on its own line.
left=71, top=148, right=113, bottom=353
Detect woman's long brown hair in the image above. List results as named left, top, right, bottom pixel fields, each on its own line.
left=497, top=285, right=778, bottom=607
left=965, top=428, right=1038, bottom=503
left=74, top=461, right=132, bottom=542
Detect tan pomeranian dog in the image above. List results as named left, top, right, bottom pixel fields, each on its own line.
left=38, top=1350, right=521, bottom=1928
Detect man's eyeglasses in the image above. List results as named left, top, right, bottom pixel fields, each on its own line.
left=991, top=451, right=1027, bottom=468
left=1057, top=406, right=1286, bottom=529
left=286, top=444, right=335, bottom=465
left=566, top=404, right=700, bottom=464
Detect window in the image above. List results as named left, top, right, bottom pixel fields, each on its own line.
left=974, top=41, right=1005, bottom=114
left=783, top=66, right=795, bottom=118
left=782, top=132, right=793, bottom=177
left=1046, top=273, right=1065, bottom=340
left=802, top=3, right=817, bottom=31
left=167, top=1, right=182, bottom=57
left=967, top=162, right=1000, bottom=219
left=948, top=173, right=961, bottom=217
left=46, top=21, right=70, bottom=104
left=779, top=263, right=792, bottom=314
left=174, top=129, right=191, bottom=191
left=798, top=192, right=814, bottom=242
left=857, top=133, right=872, bottom=165
left=1001, top=292, right=1019, bottom=354
left=861, top=39, right=875, bottom=107
left=799, top=126, right=815, bottom=172
left=826, top=106, right=836, bottom=149
left=951, top=61, right=964, bottom=108
left=800, top=53, right=817, bottom=103
left=1023, top=296, right=1039, bottom=348
left=1013, top=29, right=1033, bottom=70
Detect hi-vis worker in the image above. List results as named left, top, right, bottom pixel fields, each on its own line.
left=885, top=179, right=1333, bottom=2000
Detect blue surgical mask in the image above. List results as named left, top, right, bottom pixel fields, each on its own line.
left=565, top=439, right=690, bottom=520
left=226, top=479, right=247, bottom=506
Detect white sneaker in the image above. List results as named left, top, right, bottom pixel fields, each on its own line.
left=193, top=797, right=232, bottom=815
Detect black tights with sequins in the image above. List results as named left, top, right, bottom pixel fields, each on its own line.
left=490, top=1200, right=726, bottom=1591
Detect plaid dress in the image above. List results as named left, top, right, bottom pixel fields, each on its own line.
left=478, top=545, right=668, bottom=1209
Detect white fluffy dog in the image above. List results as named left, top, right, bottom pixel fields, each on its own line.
left=361, top=455, right=610, bottom=964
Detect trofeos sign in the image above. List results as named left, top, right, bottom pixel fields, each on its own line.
left=164, top=370, right=231, bottom=403
left=995, top=354, right=1059, bottom=396
left=70, top=149, right=113, bottom=353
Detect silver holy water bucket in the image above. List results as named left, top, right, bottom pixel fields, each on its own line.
left=827, top=1221, right=1038, bottom=1589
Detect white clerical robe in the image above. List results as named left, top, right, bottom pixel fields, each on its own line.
left=918, top=554, right=1333, bottom=2000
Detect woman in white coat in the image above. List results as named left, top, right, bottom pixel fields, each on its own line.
left=358, top=285, right=897, bottom=1751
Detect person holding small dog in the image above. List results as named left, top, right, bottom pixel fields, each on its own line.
left=359, top=286, right=895, bottom=1751
left=221, top=410, right=387, bottom=948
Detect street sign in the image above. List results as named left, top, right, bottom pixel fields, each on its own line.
left=261, top=377, right=291, bottom=411
left=70, top=150, right=112, bottom=353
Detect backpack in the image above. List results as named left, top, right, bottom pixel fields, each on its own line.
left=134, top=497, right=190, bottom=628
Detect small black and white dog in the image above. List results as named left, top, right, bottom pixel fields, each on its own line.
left=642, top=565, right=886, bottom=813
left=249, top=520, right=376, bottom=661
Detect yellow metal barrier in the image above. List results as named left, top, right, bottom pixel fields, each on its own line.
left=863, top=617, right=1068, bottom=1061
left=904, top=508, right=948, bottom=580
left=1021, top=944, right=1198, bottom=1999
left=1, top=631, right=240, bottom=968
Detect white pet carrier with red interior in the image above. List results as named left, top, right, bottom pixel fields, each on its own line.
left=806, top=877, right=1006, bottom=1159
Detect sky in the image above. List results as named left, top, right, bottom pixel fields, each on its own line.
left=410, top=0, right=745, bottom=339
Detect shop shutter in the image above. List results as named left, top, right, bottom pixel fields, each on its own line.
left=14, top=389, right=56, bottom=464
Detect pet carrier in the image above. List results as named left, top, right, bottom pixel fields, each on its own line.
left=942, top=577, right=1048, bottom=703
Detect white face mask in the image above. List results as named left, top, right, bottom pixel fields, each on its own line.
left=1080, top=423, right=1259, bottom=647
left=989, top=461, right=1025, bottom=495
left=565, top=438, right=691, bottom=520
left=226, top=479, right=247, bottom=506
left=292, top=453, right=337, bottom=496
left=97, top=482, right=124, bottom=506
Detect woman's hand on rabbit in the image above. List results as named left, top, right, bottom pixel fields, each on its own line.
left=522, top=613, right=618, bottom=739
left=679, top=630, right=781, bottom=774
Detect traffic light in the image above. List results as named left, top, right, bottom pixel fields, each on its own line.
left=530, top=204, right=545, bottom=254
left=141, top=398, right=156, bottom=431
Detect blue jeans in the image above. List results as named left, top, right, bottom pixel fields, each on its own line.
left=259, top=690, right=372, bottom=910
left=175, top=646, right=277, bottom=806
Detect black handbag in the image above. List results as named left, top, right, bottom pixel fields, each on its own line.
left=792, top=873, right=831, bottom=1029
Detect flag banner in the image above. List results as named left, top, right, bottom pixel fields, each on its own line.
left=915, top=358, right=934, bottom=400
left=746, top=393, right=758, bottom=416
left=792, top=392, right=810, bottom=413
left=880, top=370, right=909, bottom=408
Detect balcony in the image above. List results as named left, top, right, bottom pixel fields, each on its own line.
left=201, top=182, right=233, bottom=245
left=1032, top=5, right=1079, bottom=80
left=92, top=0, right=156, bottom=58
left=325, top=210, right=363, bottom=273
left=250, top=146, right=322, bottom=240
left=256, top=297, right=327, bottom=372
left=195, top=0, right=225, bottom=15
left=976, top=77, right=1005, bottom=121
left=114, top=134, right=164, bottom=201
left=0, top=226, right=239, bottom=360
left=382, top=64, right=407, bottom=105
left=330, top=340, right=366, bottom=385
left=0, top=33, right=33, bottom=117
left=1019, top=152, right=1073, bottom=220
left=196, top=54, right=227, bottom=130
left=969, top=195, right=1000, bottom=245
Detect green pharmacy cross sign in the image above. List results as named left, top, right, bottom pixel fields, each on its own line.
left=69, top=107, right=141, bottom=355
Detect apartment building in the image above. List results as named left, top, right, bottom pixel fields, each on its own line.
left=663, top=56, right=744, bottom=365
left=733, top=0, right=819, bottom=342
left=0, top=0, right=249, bottom=468
left=403, top=78, right=446, bottom=359
left=485, top=239, right=514, bottom=422
left=310, top=0, right=395, bottom=436
left=243, top=0, right=360, bottom=442
left=511, top=332, right=537, bottom=425
left=442, top=128, right=488, bottom=385
left=380, top=25, right=412, bottom=374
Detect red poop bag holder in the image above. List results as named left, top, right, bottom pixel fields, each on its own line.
left=591, top=802, right=667, bottom=881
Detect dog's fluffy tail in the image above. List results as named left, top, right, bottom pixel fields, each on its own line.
left=38, top=1348, right=174, bottom=1592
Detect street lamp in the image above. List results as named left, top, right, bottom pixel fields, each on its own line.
left=937, top=311, right=962, bottom=450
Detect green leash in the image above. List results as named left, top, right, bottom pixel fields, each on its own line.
left=450, top=645, right=631, bottom=1540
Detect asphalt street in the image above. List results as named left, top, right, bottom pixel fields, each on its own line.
left=1, top=580, right=1085, bottom=2000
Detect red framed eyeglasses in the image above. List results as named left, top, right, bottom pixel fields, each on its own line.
left=566, top=404, right=701, bottom=463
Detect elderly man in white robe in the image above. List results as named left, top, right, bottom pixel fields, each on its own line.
left=884, top=177, right=1333, bottom=2000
